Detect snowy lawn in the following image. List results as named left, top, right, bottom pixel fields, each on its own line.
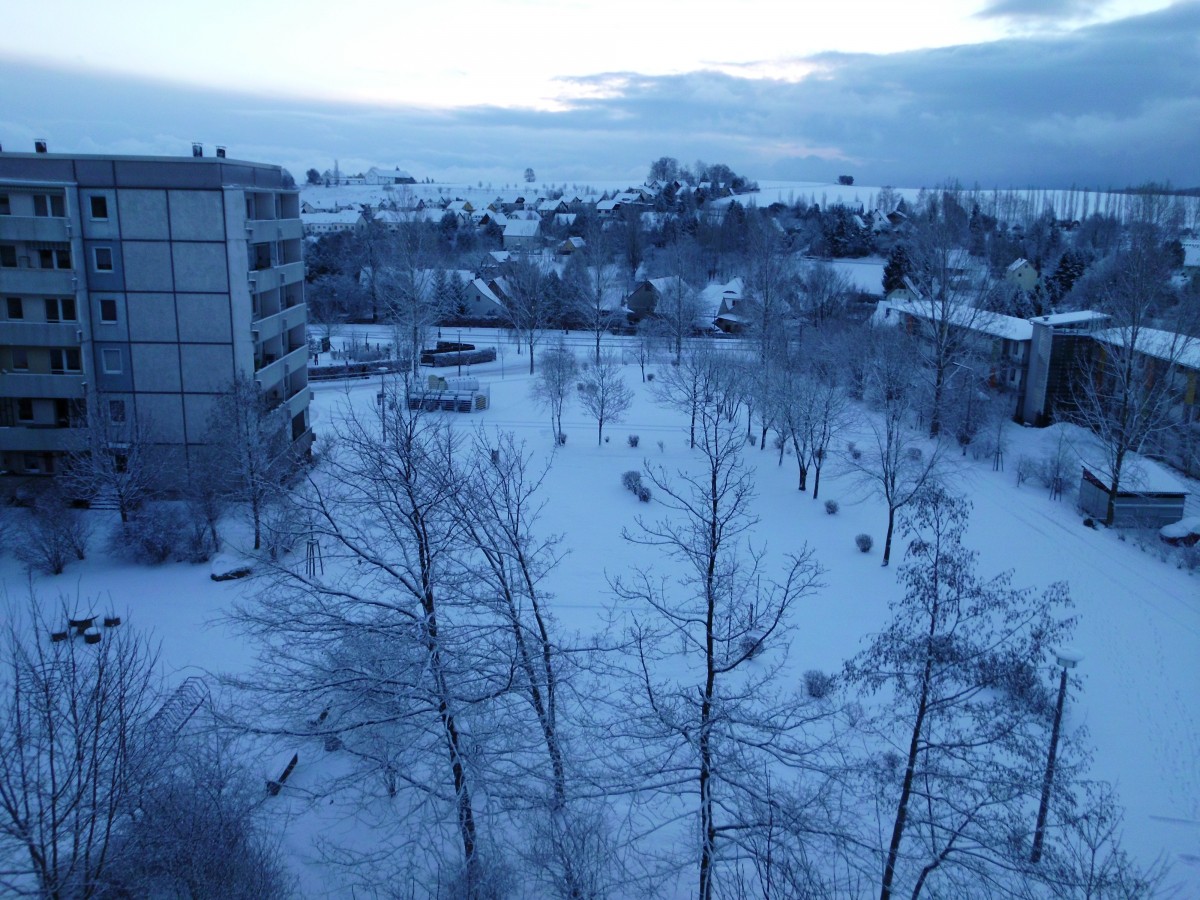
left=4, top=337, right=1198, bottom=895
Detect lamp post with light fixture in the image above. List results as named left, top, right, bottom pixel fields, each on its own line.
left=1031, top=648, right=1082, bottom=863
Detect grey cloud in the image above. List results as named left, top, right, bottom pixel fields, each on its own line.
left=0, top=1, right=1195, bottom=190
left=975, top=0, right=1107, bottom=21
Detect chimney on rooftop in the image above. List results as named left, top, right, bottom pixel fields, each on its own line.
left=216, top=146, right=226, bottom=158
left=34, top=139, right=47, bottom=153
left=192, top=142, right=203, bottom=158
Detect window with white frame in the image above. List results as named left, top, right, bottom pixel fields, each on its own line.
left=101, top=348, right=122, bottom=374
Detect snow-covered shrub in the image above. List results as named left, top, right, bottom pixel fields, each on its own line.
left=1016, top=455, right=1038, bottom=487
left=17, top=495, right=91, bottom=575
left=557, top=432, right=567, bottom=446
left=627, top=434, right=640, bottom=448
left=803, top=669, right=836, bottom=700
left=747, top=434, right=757, bottom=447
left=109, top=504, right=186, bottom=564
left=656, top=440, right=665, bottom=453
left=621, top=471, right=642, bottom=493
left=855, top=533, right=873, bottom=553
left=637, top=485, right=652, bottom=503
left=825, top=500, right=839, bottom=515
left=262, top=496, right=303, bottom=561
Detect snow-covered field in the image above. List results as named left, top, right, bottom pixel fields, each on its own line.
left=5, top=331, right=1199, bottom=896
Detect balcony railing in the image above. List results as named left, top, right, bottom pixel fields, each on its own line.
left=0, top=215, right=71, bottom=243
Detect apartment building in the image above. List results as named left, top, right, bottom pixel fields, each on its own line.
left=0, top=147, right=310, bottom=484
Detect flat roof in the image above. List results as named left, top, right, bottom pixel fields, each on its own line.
left=0, top=152, right=293, bottom=191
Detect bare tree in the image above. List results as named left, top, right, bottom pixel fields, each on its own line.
left=905, top=211, right=998, bottom=438
left=578, top=353, right=634, bottom=446
left=500, top=258, right=553, bottom=374
left=652, top=343, right=726, bottom=449
left=611, top=391, right=827, bottom=900
left=377, top=219, right=444, bottom=377
left=845, top=486, right=1078, bottom=900
left=206, top=376, right=294, bottom=551
left=530, top=340, right=578, bottom=444
left=452, top=430, right=605, bottom=898
left=846, top=331, right=944, bottom=566
left=105, top=726, right=294, bottom=899
left=565, top=224, right=625, bottom=365
left=61, top=392, right=166, bottom=523
left=0, top=598, right=160, bottom=898
left=229, top=405, right=495, bottom=892
left=798, top=260, right=853, bottom=327
left=1066, top=232, right=1197, bottom=525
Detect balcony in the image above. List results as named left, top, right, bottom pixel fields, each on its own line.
left=251, top=305, right=304, bottom=345
left=0, top=268, right=76, bottom=295
left=247, top=261, right=304, bottom=293
left=255, top=344, right=308, bottom=390
left=0, top=215, right=71, bottom=243
left=0, top=372, right=86, bottom=400
left=2, top=322, right=83, bottom=347
left=285, top=386, right=311, bottom=421
left=245, top=217, right=303, bottom=245
left=0, top=425, right=77, bottom=453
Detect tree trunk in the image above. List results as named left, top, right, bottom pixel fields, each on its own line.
left=882, top=508, right=897, bottom=566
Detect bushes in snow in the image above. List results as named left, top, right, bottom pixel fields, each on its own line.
left=621, top=470, right=652, bottom=502
left=803, top=669, right=836, bottom=700
left=855, top=533, right=873, bottom=553
left=16, top=494, right=90, bottom=575
left=824, top=500, right=839, bottom=515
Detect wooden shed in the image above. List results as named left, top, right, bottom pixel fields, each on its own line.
left=1078, top=463, right=1187, bottom=528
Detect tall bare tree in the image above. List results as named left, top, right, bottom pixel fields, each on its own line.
left=1066, top=230, right=1197, bottom=524
left=611, top=389, right=826, bottom=900
left=0, top=600, right=160, bottom=898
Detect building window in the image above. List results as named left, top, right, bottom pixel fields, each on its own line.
left=89, top=196, right=108, bottom=220
left=93, top=247, right=114, bottom=272
left=33, top=194, right=65, bottom=218
left=17, top=398, right=33, bottom=421
left=23, top=454, right=41, bottom=473
left=12, top=348, right=29, bottom=371
left=0, top=195, right=10, bottom=215
left=0, top=246, right=16, bottom=268
left=101, top=348, right=122, bottom=374
left=108, top=399, right=126, bottom=424
left=99, top=298, right=118, bottom=324
left=6, top=297, right=22, bottom=319
left=49, top=347, right=81, bottom=373
left=44, top=297, right=77, bottom=322
left=39, top=248, right=72, bottom=269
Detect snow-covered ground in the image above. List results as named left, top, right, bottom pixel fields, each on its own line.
left=5, top=332, right=1198, bottom=895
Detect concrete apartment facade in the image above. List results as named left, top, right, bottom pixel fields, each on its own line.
left=0, top=148, right=310, bottom=483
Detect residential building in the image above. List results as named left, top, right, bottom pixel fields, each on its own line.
left=0, top=147, right=310, bottom=483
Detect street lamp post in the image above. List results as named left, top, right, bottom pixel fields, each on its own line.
left=1031, top=648, right=1082, bottom=863
left=377, top=367, right=388, bottom=439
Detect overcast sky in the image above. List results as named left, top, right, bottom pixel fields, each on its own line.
left=1, top=0, right=1196, bottom=189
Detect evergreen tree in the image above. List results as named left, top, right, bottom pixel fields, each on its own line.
left=883, top=243, right=913, bottom=294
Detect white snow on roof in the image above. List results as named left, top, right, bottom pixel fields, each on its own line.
left=1093, top=326, right=1200, bottom=370
left=503, top=219, right=540, bottom=237
left=883, top=298, right=1033, bottom=341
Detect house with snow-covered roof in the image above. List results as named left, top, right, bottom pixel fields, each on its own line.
left=302, top=210, right=365, bottom=235
left=503, top=218, right=541, bottom=251
left=1006, top=258, right=1038, bottom=292
left=625, top=276, right=691, bottom=321
left=365, top=167, right=416, bottom=185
